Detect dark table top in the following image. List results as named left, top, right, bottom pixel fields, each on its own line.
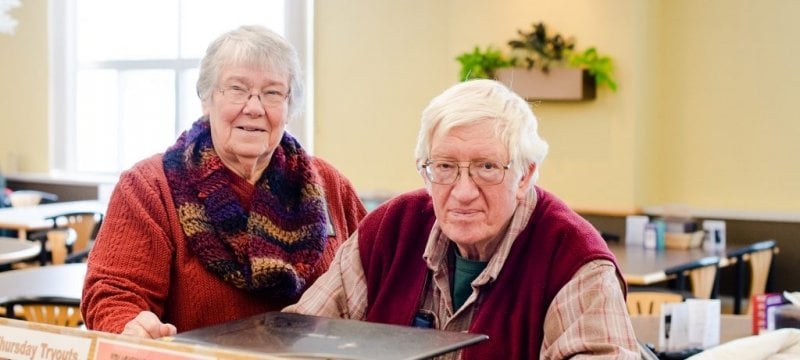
left=607, top=243, right=725, bottom=285
left=172, top=312, right=488, bottom=360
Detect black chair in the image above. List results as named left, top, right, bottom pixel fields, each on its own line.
left=665, top=255, right=720, bottom=300
left=726, top=240, right=778, bottom=314
left=25, top=211, right=102, bottom=266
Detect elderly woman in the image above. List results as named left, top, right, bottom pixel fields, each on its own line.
left=82, top=25, right=367, bottom=338
left=286, top=79, right=639, bottom=359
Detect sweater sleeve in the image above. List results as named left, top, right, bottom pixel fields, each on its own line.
left=283, top=231, right=368, bottom=320
left=540, top=260, right=639, bottom=359
left=313, top=156, right=367, bottom=235
left=310, top=157, right=367, bottom=276
left=81, top=155, right=177, bottom=333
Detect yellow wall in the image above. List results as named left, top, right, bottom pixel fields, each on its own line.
left=0, top=0, right=49, bottom=173
left=315, top=0, right=647, bottom=212
left=315, top=0, right=800, bottom=214
left=652, top=1, right=800, bottom=213
left=2, top=0, right=799, bottom=215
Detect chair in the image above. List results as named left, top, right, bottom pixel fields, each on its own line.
left=23, top=228, right=76, bottom=266
left=726, top=240, right=779, bottom=314
left=45, top=211, right=103, bottom=255
left=13, top=211, right=100, bottom=267
left=668, top=255, right=720, bottom=300
left=2, top=297, right=83, bottom=327
left=627, top=291, right=685, bottom=315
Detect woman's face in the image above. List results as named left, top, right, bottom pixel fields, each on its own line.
left=203, top=64, right=290, bottom=169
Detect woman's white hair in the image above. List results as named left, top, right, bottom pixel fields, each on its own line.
left=196, top=25, right=304, bottom=120
left=414, top=79, right=549, bottom=186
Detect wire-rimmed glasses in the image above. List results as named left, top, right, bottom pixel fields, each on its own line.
left=218, top=85, right=288, bottom=108
left=421, top=159, right=511, bottom=186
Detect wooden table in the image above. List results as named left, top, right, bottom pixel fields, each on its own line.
left=0, top=237, right=40, bottom=266
left=607, top=243, right=727, bottom=286
left=0, top=200, right=107, bottom=239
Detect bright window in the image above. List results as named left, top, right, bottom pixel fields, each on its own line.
left=51, top=0, right=313, bottom=175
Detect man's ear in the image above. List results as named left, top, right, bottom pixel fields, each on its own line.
left=419, top=166, right=433, bottom=195
left=516, top=163, right=536, bottom=201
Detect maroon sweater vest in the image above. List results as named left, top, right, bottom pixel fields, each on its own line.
left=359, top=187, right=622, bottom=360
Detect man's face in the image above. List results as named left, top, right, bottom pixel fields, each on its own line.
left=425, top=121, right=532, bottom=252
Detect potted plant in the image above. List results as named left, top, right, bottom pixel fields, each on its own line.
left=455, top=22, right=617, bottom=100
left=455, top=46, right=516, bottom=81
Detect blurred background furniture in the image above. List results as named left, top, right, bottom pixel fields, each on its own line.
left=0, top=236, right=40, bottom=268
left=726, top=240, right=779, bottom=314
left=8, top=190, right=58, bottom=207
left=631, top=314, right=751, bottom=352
left=23, top=211, right=103, bottom=266
left=0, top=263, right=86, bottom=312
left=627, top=291, right=684, bottom=316
left=0, top=174, right=7, bottom=208
left=26, top=227, right=76, bottom=265
left=0, top=263, right=85, bottom=322
left=607, top=242, right=722, bottom=291
left=0, top=200, right=106, bottom=239
left=46, top=211, right=102, bottom=256
left=668, top=256, right=720, bottom=300
left=1, top=297, right=82, bottom=327
left=0, top=236, right=41, bottom=314
left=610, top=239, right=782, bottom=316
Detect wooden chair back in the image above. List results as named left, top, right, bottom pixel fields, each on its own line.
left=746, top=248, right=775, bottom=305
left=669, top=256, right=720, bottom=300
left=48, top=212, right=101, bottom=253
left=727, top=240, right=778, bottom=314
left=627, top=291, right=684, bottom=315
left=3, top=298, right=82, bottom=327
left=46, top=229, right=71, bottom=265
left=12, top=228, right=76, bottom=268
left=687, top=263, right=718, bottom=299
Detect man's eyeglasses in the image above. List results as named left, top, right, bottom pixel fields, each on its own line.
left=421, top=159, right=511, bottom=186
left=218, top=85, right=288, bottom=108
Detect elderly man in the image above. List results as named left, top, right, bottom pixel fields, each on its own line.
left=285, top=79, right=638, bottom=359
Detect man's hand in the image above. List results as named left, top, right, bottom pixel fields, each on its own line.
left=121, top=311, right=177, bottom=339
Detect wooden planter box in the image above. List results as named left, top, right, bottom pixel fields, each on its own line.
left=495, top=67, right=596, bottom=101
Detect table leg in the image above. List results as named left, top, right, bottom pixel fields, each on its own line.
left=734, top=257, right=744, bottom=314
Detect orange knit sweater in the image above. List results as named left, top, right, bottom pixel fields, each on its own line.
left=81, top=154, right=366, bottom=333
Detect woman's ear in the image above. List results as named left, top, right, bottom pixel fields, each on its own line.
left=516, top=163, right=536, bottom=201
left=202, top=100, right=211, bottom=116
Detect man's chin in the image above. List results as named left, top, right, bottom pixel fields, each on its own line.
left=442, top=225, right=485, bottom=243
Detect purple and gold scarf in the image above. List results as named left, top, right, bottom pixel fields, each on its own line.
left=163, top=119, right=327, bottom=299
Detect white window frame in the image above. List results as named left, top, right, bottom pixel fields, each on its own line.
left=48, top=0, right=314, bottom=175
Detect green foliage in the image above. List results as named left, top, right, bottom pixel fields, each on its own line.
left=508, top=22, right=575, bottom=73
left=568, top=47, right=617, bottom=91
left=456, top=46, right=515, bottom=81
left=455, top=22, right=617, bottom=91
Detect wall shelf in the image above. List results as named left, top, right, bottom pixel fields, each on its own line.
left=495, top=67, right=596, bottom=101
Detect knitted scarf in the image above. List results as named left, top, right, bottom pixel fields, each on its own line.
left=163, top=119, right=328, bottom=300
